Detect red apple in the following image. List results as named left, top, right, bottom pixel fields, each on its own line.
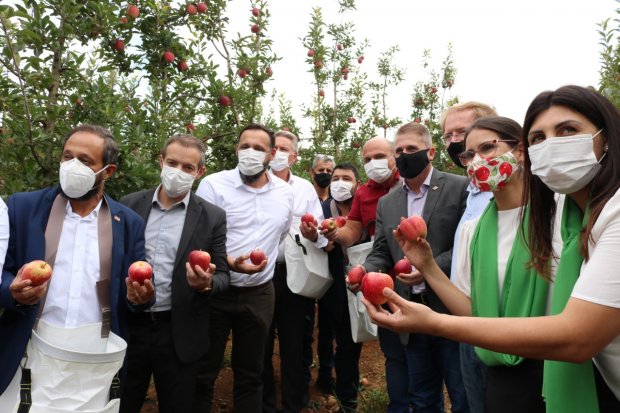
left=252, top=7, right=261, bottom=16
left=237, top=68, right=248, bottom=78
left=250, top=249, right=266, bottom=265
left=218, top=95, right=232, bottom=107
left=320, top=219, right=336, bottom=231
left=347, top=265, right=366, bottom=284
left=342, top=66, right=349, bottom=74
left=301, top=213, right=316, bottom=226
left=265, top=67, right=273, bottom=77
left=394, top=258, right=412, bottom=275
left=336, top=43, right=343, bottom=51
left=127, top=4, right=140, bottom=19
left=307, top=49, right=315, bottom=57
left=315, top=60, right=323, bottom=69
left=163, top=50, right=175, bottom=63
left=189, top=250, right=211, bottom=271
left=361, top=272, right=394, bottom=305
left=197, top=2, right=208, bottom=13
left=347, top=117, right=356, bottom=124
left=335, top=216, right=347, bottom=228
left=119, top=16, right=129, bottom=24
left=186, top=123, right=196, bottom=131
left=186, top=4, right=198, bottom=15
left=113, top=39, right=125, bottom=53
left=178, top=60, right=189, bottom=72
left=128, top=261, right=153, bottom=285
left=357, top=55, right=364, bottom=64
left=398, top=215, right=427, bottom=241
left=22, top=260, right=52, bottom=287
left=318, top=89, right=325, bottom=97
left=251, top=24, right=260, bottom=33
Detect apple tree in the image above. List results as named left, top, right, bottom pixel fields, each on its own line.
left=598, top=0, right=619, bottom=107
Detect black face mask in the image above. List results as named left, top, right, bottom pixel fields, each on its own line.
left=314, top=172, right=332, bottom=188
left=395, top=149, right=430, bottom=179
left=447, top=141, right=465, bottom=169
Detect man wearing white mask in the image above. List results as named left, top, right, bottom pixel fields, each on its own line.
left=323, top=137, right=401, bottom=247
left=263, top=130, right=327, bottom=413
left=0, top=124, right=153, bottom=413
left=119, top=134, right=230, bottom=413
left=193, top=124, right=294, bottom=413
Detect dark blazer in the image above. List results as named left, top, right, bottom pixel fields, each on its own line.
left=364, top=169, right=468, bottom=343
left=120, top=189, right=229, bottom=363
left=0, top=187, right=147, bottom=394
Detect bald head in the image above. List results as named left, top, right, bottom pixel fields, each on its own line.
left=361, top=137, right=395, bottom=170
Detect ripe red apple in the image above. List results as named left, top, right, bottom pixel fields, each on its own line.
left=336, top=43, right=343, bottom=51
left=128, top=261, right=153, bottom=285
left=237, top=68, right=248, bottom=78
left=307, top=49, right=315, bottom=57
left=186, top=123, right=196, bottom=131
left=178, top=60, right=189, bottom=72
left=119, top=16, right=129, bottom=24
left=163, top=50, right=175, bottom=63
left=347, top=117, right=356, bottom=124
left=251, top=24, right=260, bottom=33
left=186, top=4, right=198, bottom=15
left=393, top=258, right=412, bottom=275
left=22, top=260, right=52, bottom=287
left=318, top=89, right=325, bottom=97
left=347, top=265, right=366, bottom=284
left=342, top=66, right=349, bottom=74
left=113, top=39, right=125, bottom=53
left=189, top=250, right=211, bottom=271
left=357, top=55, right=364, bottom=64
left=398, top=215, right=427, bottom=241
left=250, top=249, right=266, bottom=265
left=343, top=73, right=348, bottom=80
left=127, top=4, right=140, bottom=19
left=265, top=67, right=273, bottom=77
left=335, top=216, right=347, bottom=228
left=315, top=60, right=323, bottom=69
left=197, top=2, right=208, bottom=13
left=320, top=219, right=336, bottom=231
left=361, top=272, right=394, bottom=305
left=252, top=7, right=261, bottom=16
left=218, top=95, right=232, bottom=107
left=414, top=117, right=421, bottom=123
left=301, top=213, right=317, bottom=226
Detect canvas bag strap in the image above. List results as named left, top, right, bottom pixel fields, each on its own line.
left=96, top=199, right=112, bottom=338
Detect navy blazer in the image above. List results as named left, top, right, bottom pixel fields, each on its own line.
left=0, top=187, right=147, bottom=394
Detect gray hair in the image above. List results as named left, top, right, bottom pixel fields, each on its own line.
left=312, top=154, right=335, bottom=169
left=275, top=130, right=299, bottom=152
left=395, top=122, right=433, bottom=148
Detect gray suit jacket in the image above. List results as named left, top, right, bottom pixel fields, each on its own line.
left=120, top=189, right=230, bottom=363
left=364, top=169, right=468, bottom=342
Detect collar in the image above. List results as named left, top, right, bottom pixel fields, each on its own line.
left=152, top=184, right=190, bottom=210
left=368, top=170, right=401, bottom=190
left=402, top=167, right=433, bottom=194
left=66, top=197, right=104, bottom=219
left=233, top=166, right=274, bottom=191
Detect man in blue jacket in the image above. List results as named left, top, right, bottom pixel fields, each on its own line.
left=0, top=124, right=153, bottom=410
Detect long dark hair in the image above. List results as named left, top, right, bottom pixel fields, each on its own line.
left=522, top=85, right=620, bottom=275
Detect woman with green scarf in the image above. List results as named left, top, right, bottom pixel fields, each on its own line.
left=363, top=85, right=620, bottom=412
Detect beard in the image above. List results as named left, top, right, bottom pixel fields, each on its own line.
left=239, top=163, right=268, bottom=185
left=60, top=174, right=105, bottom=201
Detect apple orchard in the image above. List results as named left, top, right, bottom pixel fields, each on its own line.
left=0, top=0, right=618, bottom=200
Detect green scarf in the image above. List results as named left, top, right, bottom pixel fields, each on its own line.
left=542, top=198, right=599, bottom=413
left=470, top=200, right=550, bottom=366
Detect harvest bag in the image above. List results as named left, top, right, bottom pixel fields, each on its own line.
left=284, top=223, right=331, bottom=299
left=346, top=241, right=378, bottom=343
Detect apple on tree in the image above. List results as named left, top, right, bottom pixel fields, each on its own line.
left=189, top=250, right=211, bottom=271
left=127, top=4, right=140, bottom=19
left=22, top=260, right=52, bottom=286
left=128, top=261, right=153, bottom=285
left=197, top=2, right=208, bottom=13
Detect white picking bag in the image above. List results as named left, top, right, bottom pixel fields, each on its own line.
left=346, top=241, right=378, bottom=343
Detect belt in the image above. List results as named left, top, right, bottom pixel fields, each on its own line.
left=129, top=310, right=172, bottom=322
left=410, top=292, right=430, bottom=306
left=229, top=280, right=272, bottom=292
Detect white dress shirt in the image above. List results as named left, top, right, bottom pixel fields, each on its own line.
left=196, top=167, right=294, bottom=287
left=0, top=197, right=9, bottom=274
left=41, top=199, right=104, bottom=328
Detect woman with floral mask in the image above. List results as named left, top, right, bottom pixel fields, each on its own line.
left=363, top=85, right=620, bottom=412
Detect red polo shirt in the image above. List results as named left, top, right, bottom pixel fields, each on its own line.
left=348, top=172, right=400, bottom=237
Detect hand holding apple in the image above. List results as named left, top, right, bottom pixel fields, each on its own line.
left=228, top=252, right=268, bottom=275
left=299, top=219, right=319, bottom=242
left=393, top=223, right=435, bottom=272
left=9, top=263, right=50, bottom=305
left=361, top=272, right=394, bottom=305
left=320, top=219, right=337, bottom=231
left=346, top=265, right=366, bottom=293
left=397, top=215, right=427, bottom=241
left=189, top=250, right=211, bottom=272
left=128, top=261, right=153, bottom=285
left=126, top=261, right=155, bottom=305
left=22, top=260, right=52, bottom=286
left=186, top=261, right=215, bottom=292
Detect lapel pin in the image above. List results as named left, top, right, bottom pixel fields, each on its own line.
left=114, top=215, right=121, bottom=222
left=432, top=185, right=439, bottom=191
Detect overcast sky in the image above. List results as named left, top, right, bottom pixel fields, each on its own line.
left=223, top=0, right=616, bottom=139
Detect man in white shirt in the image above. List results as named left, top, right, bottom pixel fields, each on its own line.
left=263, top=131, right=328, bottom=413
left=194, top=124, right=294, bottom=413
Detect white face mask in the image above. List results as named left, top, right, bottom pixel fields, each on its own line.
left=160, top=165, right=196, bottom=198
left=330, top=180, right=354, bottom=202
left=528, top=130, right=605, bottom=194
left=269, top=150, right=290, bottom=172
left=364, top=158, right=392, bottom=183
left=59, top=158, right=108, bottom=199
left=238, top=148, right=268, bottom=176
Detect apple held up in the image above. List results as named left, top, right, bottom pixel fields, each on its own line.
left=301, top=213, right=317, bottom=227
left=128, top=261, right=153, bottom=285
left=22, top=260, right=52, bottom=286
left=393, top=257, right=412, bottom=275
left=335, top=216, right=347, bottom=228
left=320, top=218, right=336, bottom=231
left=250, top=248, right=266, bottom=265
left=361, top=272, right=394, bottom=305
left=189, top=250, right=211, bottom=271
left=347, top=265, right=366, bottom=285
left=398, top=215, right=427, bottom=242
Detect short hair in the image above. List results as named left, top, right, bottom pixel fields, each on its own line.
left=161, top=134, right=206, bottom=168
left=275, top=130, right=299, bottom=152
left=440, top=101, right=498, bottom=131
left=238, top=123, right=275, bottom=148
left=63, top=124, right=119, bottom=165
left=464, top=116, right=522, bottom=148
left=312, top=154, right=335, bottom=169
left=333, top=162, right=360, bottom=181
left=395, top=122, right=432, bottom=147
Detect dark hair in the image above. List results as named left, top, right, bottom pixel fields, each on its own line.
left=522, top=85, right=620, bottom=275
left=333, top=162, right=360, bottom=181
left=161, top=134, right=206, bottom=168
left=464, top=116, right=522, bottom=148
left=238, top=123, right=275, bottom=148
left=63, top=124, right=119, bottom=165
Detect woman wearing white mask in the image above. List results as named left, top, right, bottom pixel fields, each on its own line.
left=363, top=85, right=620, bottom=412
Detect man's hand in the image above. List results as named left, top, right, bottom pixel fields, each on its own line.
left=126, top=277, right=155, bottom=305
left=186, top=262, right=215, bottom=292
left=321, top=225, right=338, bottom=242
left=345, top=265, right=366, bottom=293
left=10, top=265, right=48, bottom=305
left=396, top=268, right=424, bottom=286
left=299, top=221, right=318, bottom=242
left=228, top=253, right=268, bottom=275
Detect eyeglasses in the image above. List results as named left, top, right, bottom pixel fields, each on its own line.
left=457, top=139, right=514, bottom=165
left=443, top=129, right=467, bottom=144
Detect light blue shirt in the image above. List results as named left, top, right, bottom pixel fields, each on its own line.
left=404, top=169, right=432, bottom=293
left=450, top=182, right=493, bottom=282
